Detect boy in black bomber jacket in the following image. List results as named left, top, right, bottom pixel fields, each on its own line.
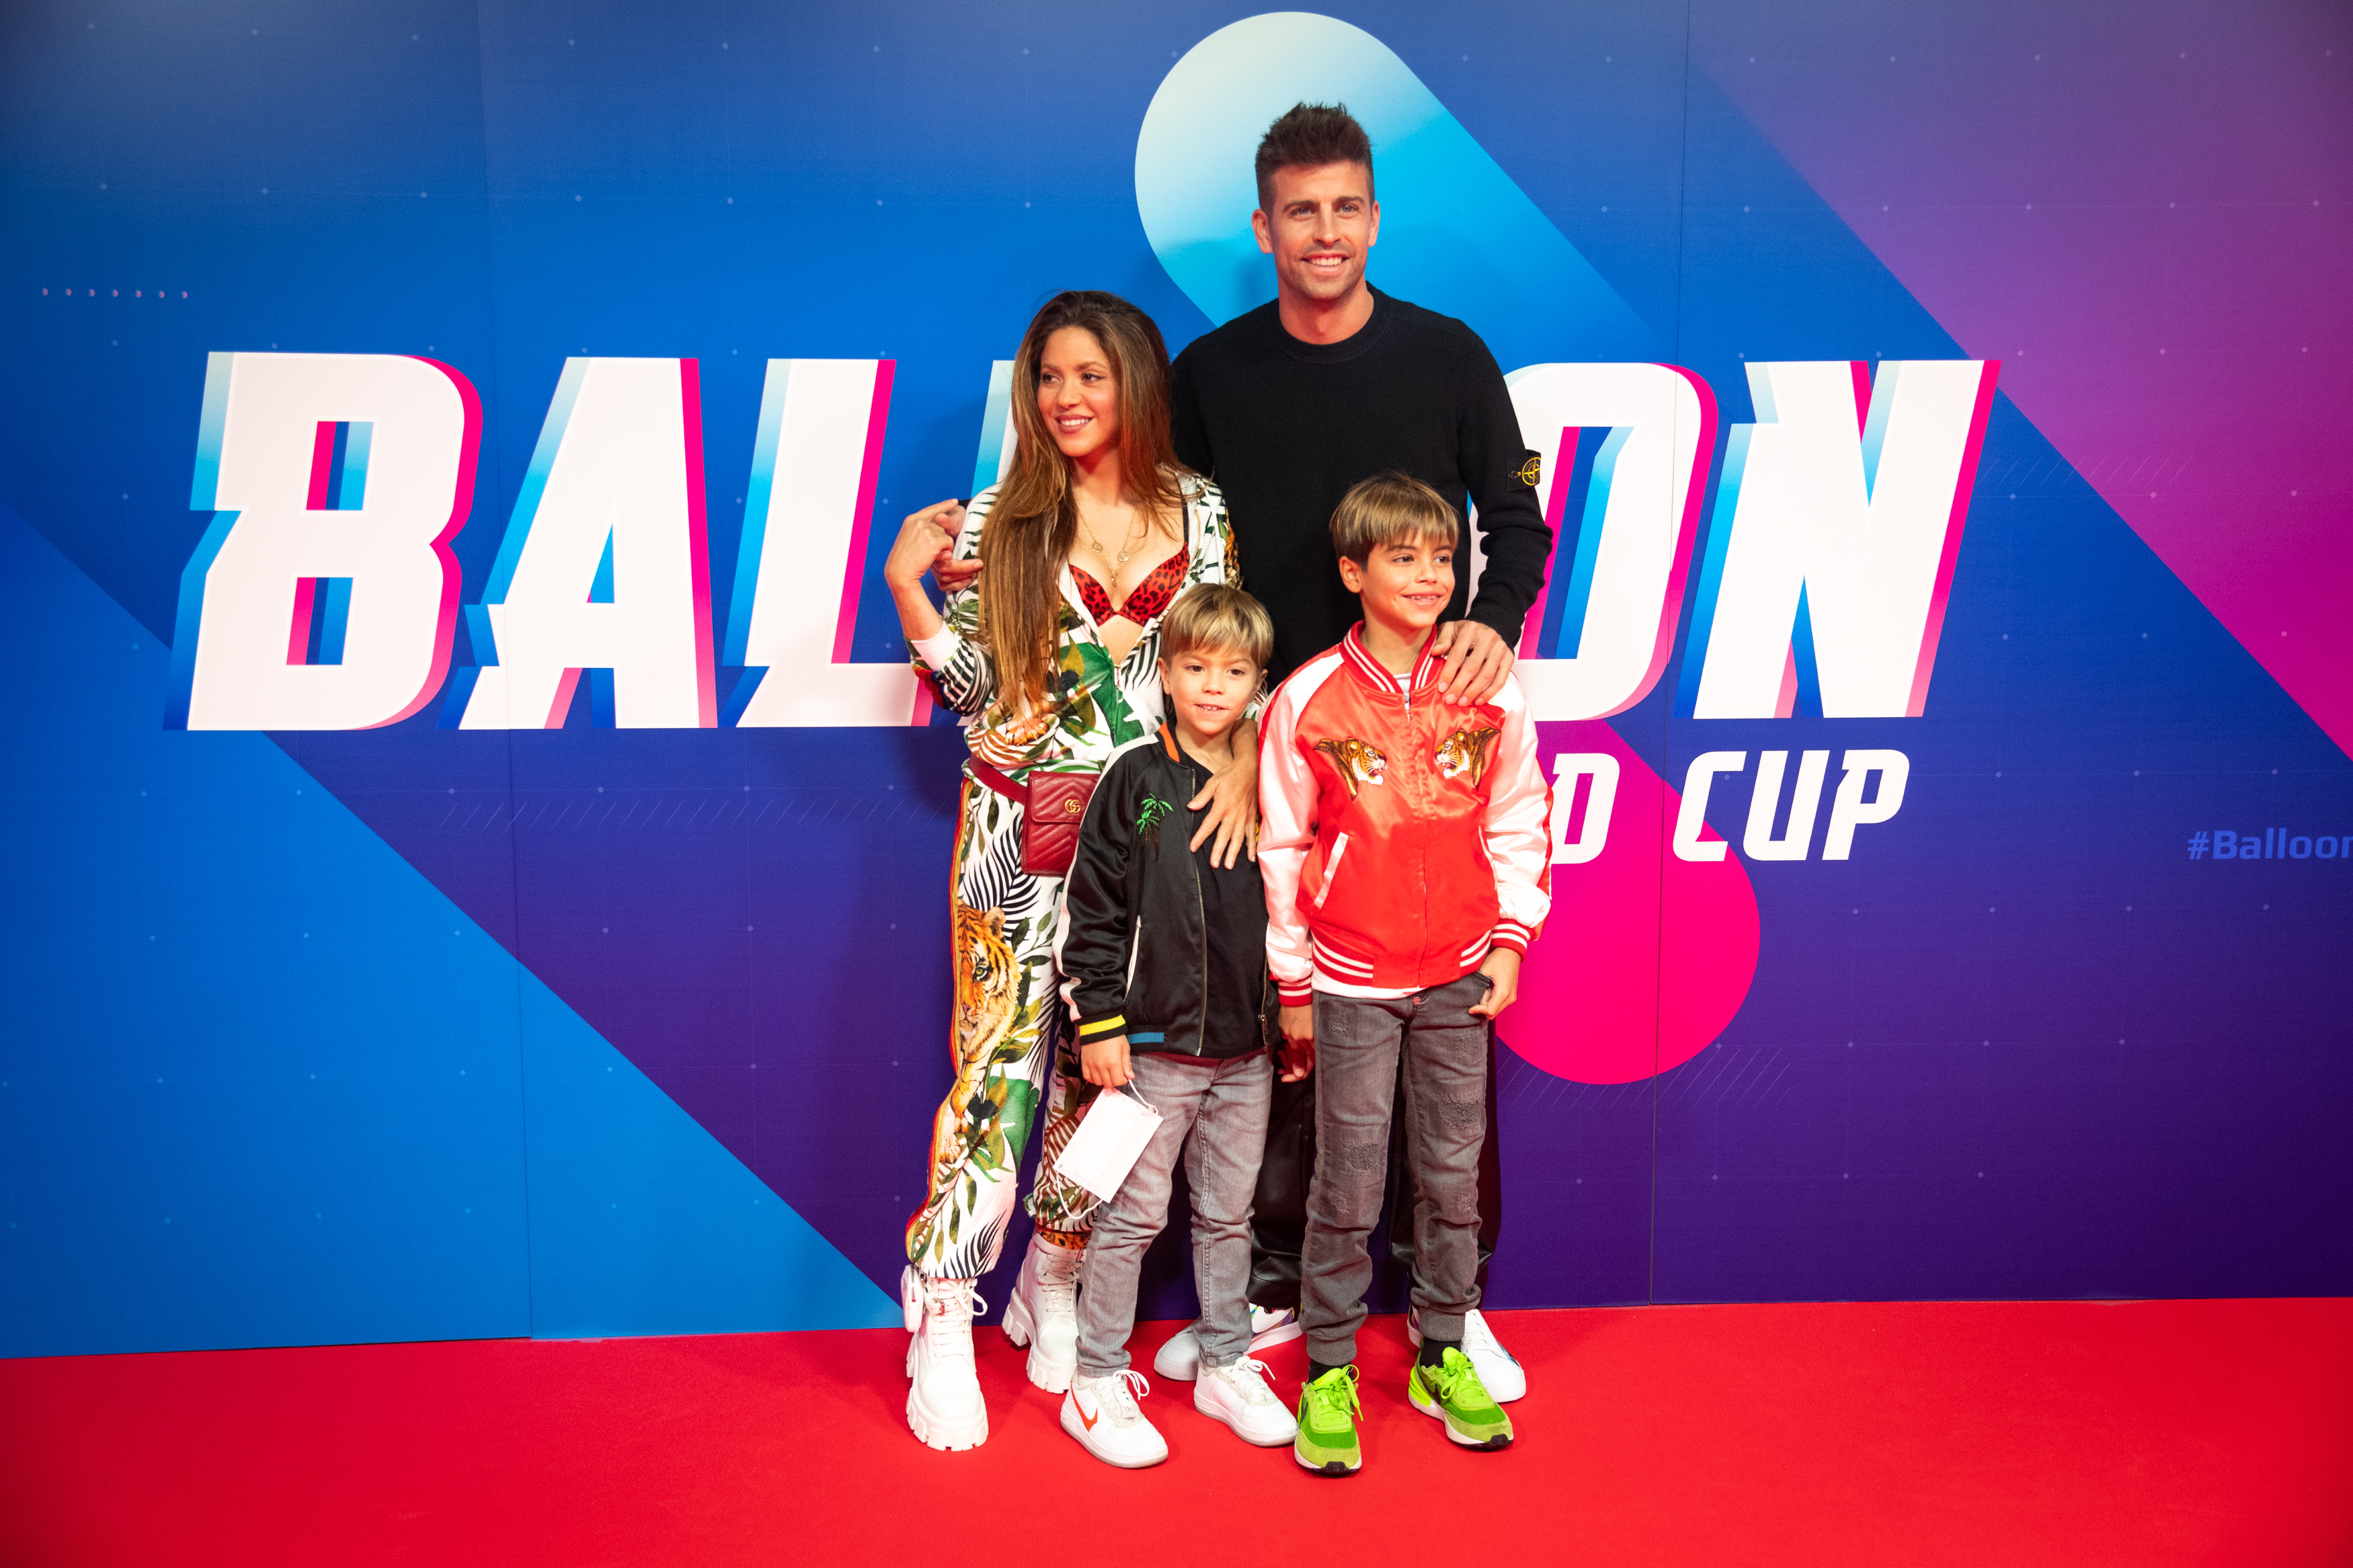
left=1048, top=585, right=1300, bottom=1469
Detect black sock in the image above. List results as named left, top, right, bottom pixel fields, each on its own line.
left=1418, top=1335, right=1460, bottom=1368
left=1307, top=1359, right=1348, bottom=1385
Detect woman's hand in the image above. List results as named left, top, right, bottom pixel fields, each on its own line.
left=910, top=498, right=982, bottom=595
left=883, top=499, right=966, bottom=645
left=1187, top=720, right=1261, bottom=868
left=1081, top=1034, right=1134, bottom=1088
left=1277, top=1005, right=1316, bottom=1081
left=1468, top=946, right=1521, bottom=1021
left=883, top=499, right=964, bottom=593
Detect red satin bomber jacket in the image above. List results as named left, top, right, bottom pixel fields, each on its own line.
left=1258, top=626, right=1554, bottom=1005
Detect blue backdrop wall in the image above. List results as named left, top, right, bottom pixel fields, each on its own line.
left=3, top=1, right=2348, bottom=1357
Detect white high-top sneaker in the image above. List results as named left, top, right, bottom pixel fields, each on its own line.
left=1060, top=1369, right=1168, bottom=1469
left=1194, top=1354, right=1299, bottom=1447
left=1408, top=1305, right=1526, bottom=1403
left=904, top=1267, right=990, bottom=1451
left=1151, top=1305, right=1302, bottom=1380
left=1000, top=1234, right=1082, bottom=1393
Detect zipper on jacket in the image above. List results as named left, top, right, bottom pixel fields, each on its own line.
left=1414, top=694, right=1434, bottom=975
left=1194, top=759, right=1209, bottom=1050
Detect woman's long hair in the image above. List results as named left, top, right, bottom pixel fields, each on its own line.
left=978, top=290, right=1186, bottom=720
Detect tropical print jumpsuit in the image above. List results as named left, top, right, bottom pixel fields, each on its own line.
left=903, top=472, right=1240, bottom=1281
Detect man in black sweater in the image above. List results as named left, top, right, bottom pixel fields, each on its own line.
left=1153, top=103, right=1546, bottom=1403
left=1168, top=223, right=1549, bottom=686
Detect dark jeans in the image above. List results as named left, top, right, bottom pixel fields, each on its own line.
left=1246, top=1003, right=1503, bottom=1314
left=1298, top=977, right=1492, bottom=1365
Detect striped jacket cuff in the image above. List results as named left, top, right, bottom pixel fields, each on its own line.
left=1489, top=919, right=1538, bottom=956
left=1076, top=1013, right=1128, bottom=1039
left=1275, top=977, right=1315, bottom=1007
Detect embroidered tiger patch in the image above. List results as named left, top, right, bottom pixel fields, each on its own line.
left=1314, top=737, right=1388, bottom=797
left=1433, top=724, right=1501, bottom=786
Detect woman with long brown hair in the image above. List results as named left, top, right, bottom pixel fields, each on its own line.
left=881, top=291, right=1255, bottom=1451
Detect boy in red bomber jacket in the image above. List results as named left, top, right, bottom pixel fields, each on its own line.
left=1257, top=472, right=1552, bottom=1475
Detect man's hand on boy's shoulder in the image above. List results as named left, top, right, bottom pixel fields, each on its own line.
left=1468, top=946, right=1522, bottom=1022
left=1187, top=735, right=1261, bottom=868
left=1080, top=1033, right=1134, bottom=1088
left=1431, top=618, right=1516, bottom=704
left=1277, top=1005, right=1316, bottom=1081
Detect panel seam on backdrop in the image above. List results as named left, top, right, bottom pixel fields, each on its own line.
left=1650, top=0, right=1701, bottom=1310
left=461, top=0, right=540, bottom=1337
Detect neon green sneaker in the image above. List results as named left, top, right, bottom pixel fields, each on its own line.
left=1408, top=1346, right=1515, bottom=1450
left=1292, top=1365, right=1363, bottom=1475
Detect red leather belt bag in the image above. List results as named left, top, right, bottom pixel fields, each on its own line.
left=967, top=758, right=1096, bottom=878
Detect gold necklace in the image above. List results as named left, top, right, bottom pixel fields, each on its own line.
left=1080, top=502, right=1150, bottom=568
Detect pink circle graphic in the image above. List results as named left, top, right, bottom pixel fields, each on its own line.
left=1501, top=720, right=1761, bottom=1085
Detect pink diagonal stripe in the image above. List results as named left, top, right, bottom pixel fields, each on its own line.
left=1907, top=361, right=2001, bottom=716
left=834, top=360, right=897, bottom=665
left=285, top=577, right=317, bottom=665
left=543, top=667, right=584, bottom=730
left=378, top=357, right=484, bottom=729
left=305, top=422, right=337, bottom=511
left=678, top=359, right=716, bottom=727
left=1517, top=423, right=1582, bottom=657
left=1621, top=365, right=1721, bottom=717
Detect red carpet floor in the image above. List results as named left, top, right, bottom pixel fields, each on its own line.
left=3, top=1298, right=2349, bottom=1567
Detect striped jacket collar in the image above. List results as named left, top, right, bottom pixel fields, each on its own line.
left=1339, top=622, right=1445, bottom=695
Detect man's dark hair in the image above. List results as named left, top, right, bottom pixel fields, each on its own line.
left=1254, top=102, right=1374, bottom=212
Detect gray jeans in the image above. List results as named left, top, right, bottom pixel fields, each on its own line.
left=1300, top=973, right=1491, bottom=1368
left=1074, top=1049, right=1274, bottom=1378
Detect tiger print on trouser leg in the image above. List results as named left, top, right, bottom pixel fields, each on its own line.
left=905, top=776, right=1104, bottom=1280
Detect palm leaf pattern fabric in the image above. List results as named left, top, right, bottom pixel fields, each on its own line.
left=904, top=474, right=1238, bottom=1278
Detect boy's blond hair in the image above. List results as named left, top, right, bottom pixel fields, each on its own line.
left=1160, top=583, right=1273, bottom=669
left=1329, top=471, right=1458, bottom=565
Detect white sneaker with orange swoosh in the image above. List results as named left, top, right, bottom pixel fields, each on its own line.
left=1060, top=1369, right=1168, bottom=1469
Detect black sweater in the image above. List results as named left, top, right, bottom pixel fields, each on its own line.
left=1169, top=288, right=1552, bottom=682
left=1052, top=728, right=1273, bottom=1061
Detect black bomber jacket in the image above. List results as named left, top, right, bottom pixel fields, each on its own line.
left=1051, top=725, right=1275, bottom=1061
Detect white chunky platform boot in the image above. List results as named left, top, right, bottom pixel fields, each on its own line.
left=903, top=1266, right=990, bottom=1451
left=1000, top=1233, right=1082, bottom=1393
